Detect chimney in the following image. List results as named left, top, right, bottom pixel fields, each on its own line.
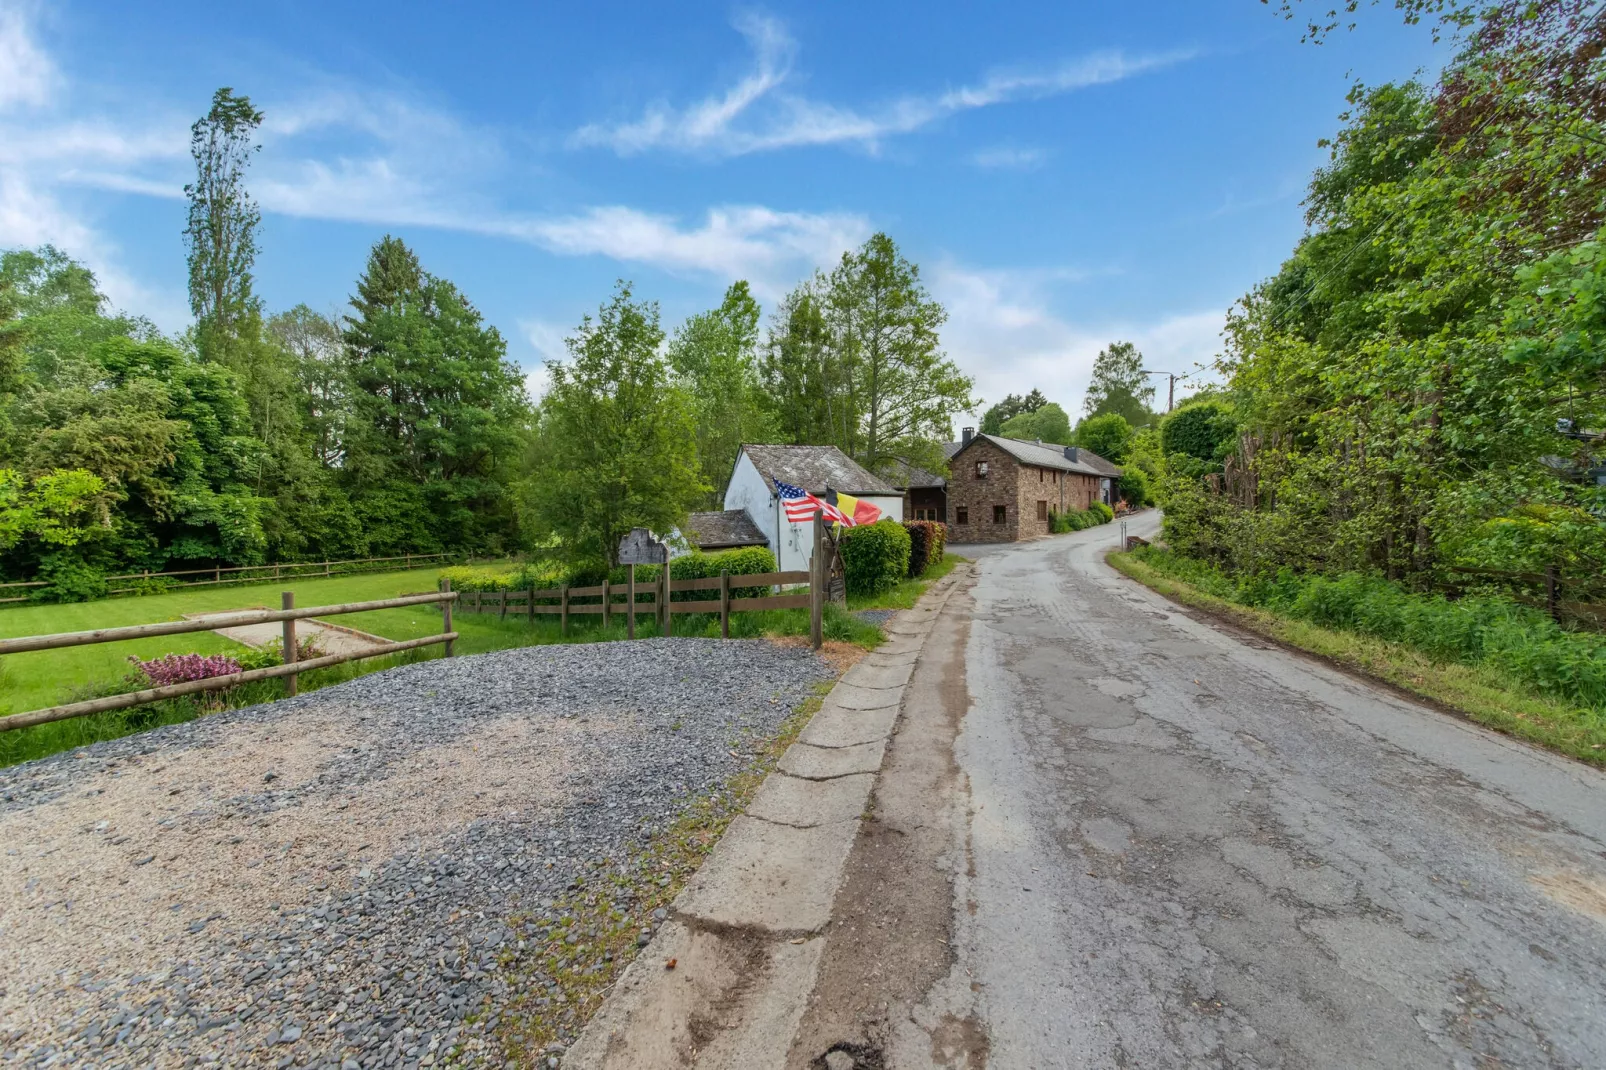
left=962, top=427, right=975, bottom=446
left=1064, top=446, right=1080, bottom=463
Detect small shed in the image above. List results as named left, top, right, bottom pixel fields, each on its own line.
left=681, top=509, right=770, bottom=553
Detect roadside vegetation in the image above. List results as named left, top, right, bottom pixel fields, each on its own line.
left=1102, top=1, right=1606, bottom=762
left=1110, top=547, right=1606, bottom=765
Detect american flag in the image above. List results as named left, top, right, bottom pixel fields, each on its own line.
left=776, top=479, right=849, bottom=525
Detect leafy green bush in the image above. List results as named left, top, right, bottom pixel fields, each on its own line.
left=840, top=520, right=912, bottom=594
left=1131, top=546, right=1606, bottom=711
left=1117, top=467, right=1153, bottom=507
left=1159, top=401, right=1237, bottom=467
left=1049, top=506, right=1112, bottom=533
left=1089, top=501, right=1115, bottom=523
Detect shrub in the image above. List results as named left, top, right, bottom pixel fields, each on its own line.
left=929, top=521, right=947, bottom=561
left=1159, top=401, right=1237, bottom=466
left=904, top=520, right=943, bottom=577
left=1117, top=467, right=1152, bottom=507
left=840, top=520, right=912, bottom=594
left=1089, top=501, right=1115, bottom=523
left=437, top=565, right=518, bottom=592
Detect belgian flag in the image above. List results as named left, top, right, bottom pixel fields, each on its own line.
left=824, top=487, right=883, bottom=527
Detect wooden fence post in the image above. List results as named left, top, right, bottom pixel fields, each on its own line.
left=811, top=513, right=824, bottom=651
left=1547, top=564, right=1560, bottom=623
left=627, top=564, right=636, bottom=640
left=720, top=570, right=731, bottom=639
left=324, top=560, right=331, bottom=578
left=663, top=563, right=672, bottom=638
left=499, top=589, right=508, bottom=620
left=440, top=578, right=454, bottom=657
left=528, top=584, right=535, bottom=625
left=602, top=577, right=611, bottom=630
left=561, top=584, right=570, bottom=637
left=282, top=591, right=298, bottom=696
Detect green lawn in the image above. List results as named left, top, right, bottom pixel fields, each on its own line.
left=0, top=564, right=892, bottom=767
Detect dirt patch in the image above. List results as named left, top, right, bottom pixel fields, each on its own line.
left=770, top=637, right=867, bottom=676
left=786, top=584, right=980, bottom=1067
left=1532, top=870, right=1606, bottom=925
left=0, top=706, right=587, bottom=1043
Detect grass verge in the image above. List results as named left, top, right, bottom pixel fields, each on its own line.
left=491, top=682, right=833, bottom=1064
left=1108, top=550, right=1606, bottom=767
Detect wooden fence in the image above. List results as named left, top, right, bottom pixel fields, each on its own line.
left=453, top=569, right=819, bottom=636
left=0, top=552, right=477, bottom=606
left=1439, top=564, right=1606, bottom=629
left=0, top=590, right=460, bottom=734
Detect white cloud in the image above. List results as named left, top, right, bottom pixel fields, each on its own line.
left=508, top=204, right=870, bottom=298
left=574, top=15, right=1192, bottom=157
left=971, top=145, right=1047, bottom=170
left=931, top=261, right=1226, bottom=421
left=0, top=1, right=54, bottom=112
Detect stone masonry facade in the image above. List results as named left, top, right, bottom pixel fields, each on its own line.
left=945, top=438, right=1104, bottom=542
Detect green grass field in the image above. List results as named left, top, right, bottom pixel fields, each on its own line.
left=0, top=557, right=949, bottom=767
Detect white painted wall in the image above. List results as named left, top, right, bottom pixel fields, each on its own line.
left=722, top=451, right=906, bottom=572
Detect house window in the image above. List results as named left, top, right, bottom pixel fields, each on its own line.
left=1037, top=500, right=1048, bottom=521
left=993, top=504, right=1007, bottom=524
left=974, top=460, right=989, bottom=479
left=956, top=506, right=969, bottom=524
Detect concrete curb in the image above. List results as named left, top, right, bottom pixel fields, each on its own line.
left=562, top=565, right=973, bottom=1070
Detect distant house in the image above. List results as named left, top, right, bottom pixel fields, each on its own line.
left=723, top=445, right=903, bottom=571
left=680, top=509, right=770, bottom=553
left=945, top=428, right=1121, bottom=543
left=884, top=460, right=947, bottom=522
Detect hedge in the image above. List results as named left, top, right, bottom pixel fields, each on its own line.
left=439, top=546, right=779, bottom=604
left=840, top=520, right=912, bottom=594
left=904, top=520, right=948, bottom=578
left=1049, top=504, right=1114, bottom=533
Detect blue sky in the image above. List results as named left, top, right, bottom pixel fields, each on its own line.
left=0, top=1, right=1449, bottom=417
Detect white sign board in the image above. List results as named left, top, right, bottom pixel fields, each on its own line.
left=617, top=527, right=668, bottom=565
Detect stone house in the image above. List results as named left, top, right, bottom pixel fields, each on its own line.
left=945, top=429, right=1121, bottom=543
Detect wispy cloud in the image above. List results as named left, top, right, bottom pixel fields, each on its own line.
left=930, top=260, right=1224, bottom=418
left=970, top=145, right=1047, bottom=170
left=573, top=15, right=1192, bottom=157
left=0, top=1, right=55, bottom=111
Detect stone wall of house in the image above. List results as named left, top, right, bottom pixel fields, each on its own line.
left=946, top=439, right=1015, bottom=541
left=947, top=438, right=1108, bottom=542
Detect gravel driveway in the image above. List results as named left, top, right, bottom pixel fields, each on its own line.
left=0, top=638, right=834, bottom=1068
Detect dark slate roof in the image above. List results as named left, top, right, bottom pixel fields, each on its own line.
left=682, top=509, right=769, bottom=549
left=955, top=433, right=1121, bottom=477
left=942, top=441, right=964, bottom=460
left=740, top=444, right=898, bottom=495
left=882, top=458, right=946, bottom=489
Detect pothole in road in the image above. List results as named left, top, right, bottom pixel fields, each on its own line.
left=814, top=1042, right=887, bottom=1069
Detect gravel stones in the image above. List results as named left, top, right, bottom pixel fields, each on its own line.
left=0, top=638, right=833, bottom=1068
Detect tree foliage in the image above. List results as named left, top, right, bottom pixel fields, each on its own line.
left=1165, top=0, right=1606, bottom=584
left=761, top=233, right=974, bottom=477
left=1084, top=341, right=1157, bottom=426
left=1074, top=412, right=1134, bottom=463
left=999, top=401, right=1072, bottom=445
left=980, top=388, right=1047, bottom=434
left=520, top=283, right=703, bottom=567
left=184, top=88, right=264, bottom=362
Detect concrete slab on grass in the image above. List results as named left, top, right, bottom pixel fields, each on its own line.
left=676, top=815, right=859, bottom=933
left=798, top=703, right=900, bottom=749
left=840, top=659, right=914, bottom=691
left=777, top=739, right=888, bottom=780
left=562, top=920, right=825, bottom=1070
left=828, top=682, right=904, bottom=711
left=747, top=772, right=874, bottom=828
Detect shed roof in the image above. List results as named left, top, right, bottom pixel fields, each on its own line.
left=882, top=458, right=946, bottom=490
left=682, top=509, right=769, bottom=550
left=955, top=433, right=1121, bottom=477
left=739, top=444, right=898, bottom=495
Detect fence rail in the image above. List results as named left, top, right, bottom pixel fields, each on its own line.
left=0, top=552, right=477, bottom=605
left=0, top=589, right=459, bottom=733
left=451, top=568, right=820, bottom=638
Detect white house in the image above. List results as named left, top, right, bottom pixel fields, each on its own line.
left=724, top=444, right=904, bottom=572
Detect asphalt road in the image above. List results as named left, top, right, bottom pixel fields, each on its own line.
left=896, top=514, right=1606, bottom=1068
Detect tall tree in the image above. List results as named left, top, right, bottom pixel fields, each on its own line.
left=980, top=388, right=1047, bottom=434
left=522, top=282, right=702, bottom=566
left=1084, top=341, right=1156, bottom=426
left=268, top=306, right=348, bottom=469
left=668, top=281, right=778, bottom=506
left=762, top=279, right=846, bottom=448
left=1000, top=401, right=1072, bottom=444
left=824, top=233, right=974, bottom=474
left=184, top=88, right=264, bottom=361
